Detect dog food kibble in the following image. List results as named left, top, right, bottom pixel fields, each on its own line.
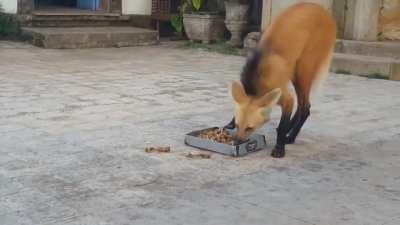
left=145, top=146, right=171, bottom=153
left=186, top=152, right=211, bottom=159
left=199, top=128, right=234, bottom=145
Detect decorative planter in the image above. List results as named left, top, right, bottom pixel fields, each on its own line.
left=224, top=1, right=249, bottom=47
left=183, top=13, right=225, bottom=44
left=243, top=32, right=261, bottom=49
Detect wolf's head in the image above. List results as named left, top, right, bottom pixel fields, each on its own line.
left=231, top=81, right=281, bottom=141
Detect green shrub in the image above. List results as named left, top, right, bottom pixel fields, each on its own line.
left=171, top=15, right=184, bottom=35
left=171, top=0, right=223, bottom=35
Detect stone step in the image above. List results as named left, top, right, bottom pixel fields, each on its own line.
left=26, top=13, right=131, bottom=27
left=335, top=39, right=400, bottom=59
left=22, top=26, right=158, bottom=49
left=331, top=53, right=400, bottom=80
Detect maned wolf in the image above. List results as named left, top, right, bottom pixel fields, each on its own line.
left=226, top=3, right=337, bottom=158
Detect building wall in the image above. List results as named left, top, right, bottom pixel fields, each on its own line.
left=379, top=0, right=400, bottom=40
left=0, top=0, right=18, bottom=14
left=122, top=0, right=151, bottom=15
left=270, top=0, right=332, bottom=21
left=262, top=0, right=400, bottom=41
left=1, top=0, right=151, bottom=15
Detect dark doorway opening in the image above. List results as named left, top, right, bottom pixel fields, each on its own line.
left=35, top=0, right=78, bottom=8
left=34, top=0, right=108, bottom=12
left=248, top=0, right=262, bottom=32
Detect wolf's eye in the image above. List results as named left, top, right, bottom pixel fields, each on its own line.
left=245, top=127, right=254, bottom=132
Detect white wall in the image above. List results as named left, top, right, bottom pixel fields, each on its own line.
left=122, top=0, right=151, bottom=15
left=262, top=0, right=333, bottom=29
left=0, top=0, right=17, bottom=14
left=271, top=0, right=332, bottom=21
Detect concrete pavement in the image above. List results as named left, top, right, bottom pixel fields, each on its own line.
left=0, top=41, right=400, bottom=225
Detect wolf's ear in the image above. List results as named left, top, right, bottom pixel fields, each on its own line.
left=256, top=88, right=281, bottom=107
left=231, top=81, right=248, bottom=104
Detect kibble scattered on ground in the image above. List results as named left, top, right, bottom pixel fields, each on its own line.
left=145, top=146, right=171, bottom=153
left=185, top=152, right=212, bottom=159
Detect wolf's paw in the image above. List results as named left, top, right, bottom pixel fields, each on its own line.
left=271, top=147, right=285, bottom=158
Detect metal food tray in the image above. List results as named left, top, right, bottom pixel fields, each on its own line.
left=184, top=127, right=267, bottom=157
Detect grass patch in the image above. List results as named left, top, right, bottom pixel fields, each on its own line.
left=334, top=69, right=389, bottom=80
left=364, top=72, right=389, bottom=80
left=182, top=41, right=240, bottom=56
left=335, top=69, right=351, bottom=75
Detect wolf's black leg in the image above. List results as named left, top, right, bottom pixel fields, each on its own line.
left=271, top=113, right=291, bottom=158
left=271, top=93, right=293, bottom=158
left=224, top=117, right=235, bottom=129
left=286, top=104, right=310, bottom=144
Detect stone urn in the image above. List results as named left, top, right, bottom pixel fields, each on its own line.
left=243, top=32, right=261, bottom=49
left=224, top=1, right=249, bottom=47
left=183, top=13, right=225, bottom=44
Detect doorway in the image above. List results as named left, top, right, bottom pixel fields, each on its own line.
left=34, top=0, right=104, bottom=11
left=249, top=0, right=262, bottom=31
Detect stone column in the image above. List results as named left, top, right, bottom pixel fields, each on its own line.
left=344, top=0, right=381, bottom=41
left=261, top=0, right=272, bottom=31
left=332, top=0, right=347, bottom=38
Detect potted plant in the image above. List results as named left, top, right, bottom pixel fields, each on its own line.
left=0, top=3, right=21, bottom=39
left=224, top=0, right=249, bottom=46
left=179, top=0, right=225, bottom=43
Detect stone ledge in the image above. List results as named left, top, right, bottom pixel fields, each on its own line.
left=335, top=39, right=400, bottom=59
left=331, top=53, right=400, bottom=80
left=22, top=26, right=158, bottom=49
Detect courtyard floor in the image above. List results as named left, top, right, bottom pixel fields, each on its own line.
left=0, top=41, right=400, bottom=225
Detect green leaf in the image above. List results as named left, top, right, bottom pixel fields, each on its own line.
left=192, top=0, right=202, bottom=11
left=171, top=15, right=183, bottom=34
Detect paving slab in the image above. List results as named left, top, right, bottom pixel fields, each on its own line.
left=0, top=41, right=400, bottom=225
